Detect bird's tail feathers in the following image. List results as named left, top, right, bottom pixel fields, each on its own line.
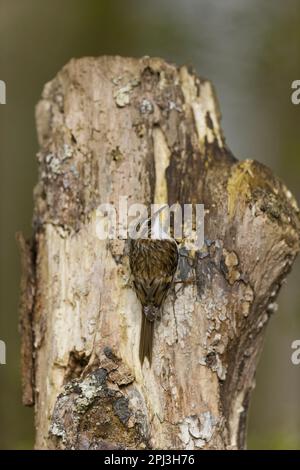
left=139, top=310, right=155, bottom=366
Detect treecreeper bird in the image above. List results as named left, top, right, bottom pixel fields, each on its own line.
left=130, top=206, right=178, bottom=366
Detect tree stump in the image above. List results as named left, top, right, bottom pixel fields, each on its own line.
left=19, top=56, right=300, bottom=450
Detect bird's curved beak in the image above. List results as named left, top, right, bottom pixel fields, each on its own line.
left=149, top=204, right=170, bottom=238
left=150, top=204, right=169, bottom=222
left=137, top=205, right=169, bottom=239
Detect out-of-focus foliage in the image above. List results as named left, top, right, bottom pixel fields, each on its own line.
left=0, top=0, right=299, bottom=449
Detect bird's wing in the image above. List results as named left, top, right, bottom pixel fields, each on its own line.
left=134, top=274, right=174, bottom=308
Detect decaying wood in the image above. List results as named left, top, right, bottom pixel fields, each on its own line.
left=20, top=56, right=300, bottom=449
left=16, top=232, right=35, bottom=406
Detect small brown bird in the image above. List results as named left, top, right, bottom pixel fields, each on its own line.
left=130, top=206, right=178, bottom=366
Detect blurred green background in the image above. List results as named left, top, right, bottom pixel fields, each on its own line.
left=0, top=0, right=300, bottom=449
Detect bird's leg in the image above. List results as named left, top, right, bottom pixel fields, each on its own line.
left=174, top=277, right=197, bottom=287
left=173, top=277, right=197, bottom=296
left=174, top=277, right=196, bottom=285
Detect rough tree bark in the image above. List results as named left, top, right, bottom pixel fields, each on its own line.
left=18, top=56, right=300, bottom=450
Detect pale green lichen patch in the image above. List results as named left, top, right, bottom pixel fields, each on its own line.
left=179, top=412, right=218, bottom=449
left=227, top=160, right=254, bottom=219
left=140, top=98, right=154, bottom=114
left=49, top=422, right=66, bottom=443
left=113, top=77, right=140, bottom=108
